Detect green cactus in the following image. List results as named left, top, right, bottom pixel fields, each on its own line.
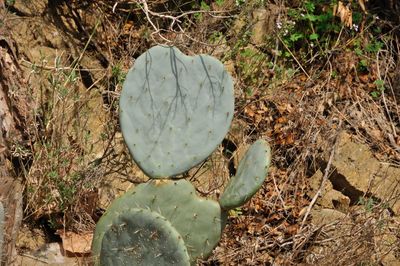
left=119, top=45, right=234, bottom=179
left=0, top=202, right=4, bottom=263
left=99, top=208, right=190, bottom=266
left=219, top=139, right=271, bottom=210
left=93, top=180, right=224, bottom=264
left=93, top=46, right=272, bottom=265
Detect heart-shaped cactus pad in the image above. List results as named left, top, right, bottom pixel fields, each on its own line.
left=119, top=45, right=234, bottom=178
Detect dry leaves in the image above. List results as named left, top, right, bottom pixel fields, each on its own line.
left=58, top=231, right=93, bottom=256
left=333, top=1, right=353, bottom=28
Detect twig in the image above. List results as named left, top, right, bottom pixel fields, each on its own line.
left=20, top=253, right=49, bottom=264
left=272, top=172, right=288, bottom=214
left=276, top=34, right=311, bottom=80
left=300, top=120, right=342, bottom=229
left=375, top=50, right=397, bottom=138
left=133, top=0, right=234, bottom=43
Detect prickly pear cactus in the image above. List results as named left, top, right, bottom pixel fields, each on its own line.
left=119, top=45, right=234, bottom=178
left=93, top=180, right=225, bottom=264
left=99, top=208, right=190, bottom=266
left=219, top=140, right=271, bottom=210
left=0, top=202, right=4, bottom=263
left=93, top=46, right=272, bottom=266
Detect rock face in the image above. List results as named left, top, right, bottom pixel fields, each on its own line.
left=11, top=0, right=47, bottom=16
left=250, top=5, right=281, bottom=46
left=308, top=132, right=400, bottom=266
left=309, top=169, right=350, bottom=212
left=331, top=132, right=400, bottom=215
left=310, top=132, right=400, bottom=216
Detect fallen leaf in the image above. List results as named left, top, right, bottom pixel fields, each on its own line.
left=334, top=1, right=353, bottom=28
left=276, top=116, right=288, bottom=124
left=358, top=0, right=367, bottom=13
left=359, top=74, right=369, bottom=83
left=285, top=224, right=299, bottom=235
left=244, top=106, right=255, bottom=117
left=299, top=74, right=308, bottom=82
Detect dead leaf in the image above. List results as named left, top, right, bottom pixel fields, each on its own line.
left=299, top=74, right=308, bottom=82
left=244, top=106, right=255, bottom=117
left=358, top=0, right=367, bottom=13
left=58, top=231, right=93, bottom=255
left=334, top=1, right=353, bottom=28
left=286, top=82, right=301, bottom=90
left=123, top=21, right=133, bottom=33
left=276, top=116, right=288, bottom=124
left=277, top=103, right=294, bottom=114
left=285, top=133, right=295, bottom=145
left=359, top=74, right=369, bottom=83
left=285, top=224, right=299, bottom=235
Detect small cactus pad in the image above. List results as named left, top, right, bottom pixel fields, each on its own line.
left=92, top=180, right=224, bottom=264
left=119, top=45, right=234, bottom=178
left=99, top=208, right=190, bottom=266
left=219, top=139, right=271, bottom=210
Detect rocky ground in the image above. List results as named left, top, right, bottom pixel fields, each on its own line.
left=0, top=0, right=399, bottom=265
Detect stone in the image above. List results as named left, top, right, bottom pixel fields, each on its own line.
left=12, top=0, right=47, bottom=16
left=14, top=243, right=84, bottom=266
left=250, top=5, right=281, bottom=46
left=329, top=132, right=400, bottom=215
left=311, top=208, right=347, bottom=225
left=308, top=170, right=350, bottom=211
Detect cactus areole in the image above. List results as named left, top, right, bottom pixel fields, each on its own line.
left=119, top=45, right=234, bottom=179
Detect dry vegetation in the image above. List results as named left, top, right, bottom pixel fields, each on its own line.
left=1, top=0, right=400, bottom=265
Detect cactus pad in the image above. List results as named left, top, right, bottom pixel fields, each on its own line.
left=119, top=45, right=234, bottom=178
left=99, top=208, right=190, bottom=266
left=92, top=180, right=224, bottom=264
left=219, top=140, right=271, bottom=210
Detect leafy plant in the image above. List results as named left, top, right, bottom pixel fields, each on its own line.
left=371, top=79, right=385, bottom=98
left=281, top=1, right=340, bottom=59
left=358, top=197, right=377, bottom=212
left=277, top=0, right=383, bottom=65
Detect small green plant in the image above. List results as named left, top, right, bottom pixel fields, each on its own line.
left=237, top=47, right=268, bottom=89
left=276, top=1, right=382, bottom=65
left=193, top=1, right=210, bottom=21
left=371, top=79, right=385, bottom=98
left=111, top=63, right=127, bottom=88
left=279, top=1, right=341, bottom=59
left=358, top=197, right=377, bottom=212
left=235, top=0, right=246, bottom=6
left=215, top=0, right=224, bottom=7
left=353, top=36, right=384, bottom=74
left=92, top=46, right=272, bottom=265
left=228, top=207, right=243, bottom=217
